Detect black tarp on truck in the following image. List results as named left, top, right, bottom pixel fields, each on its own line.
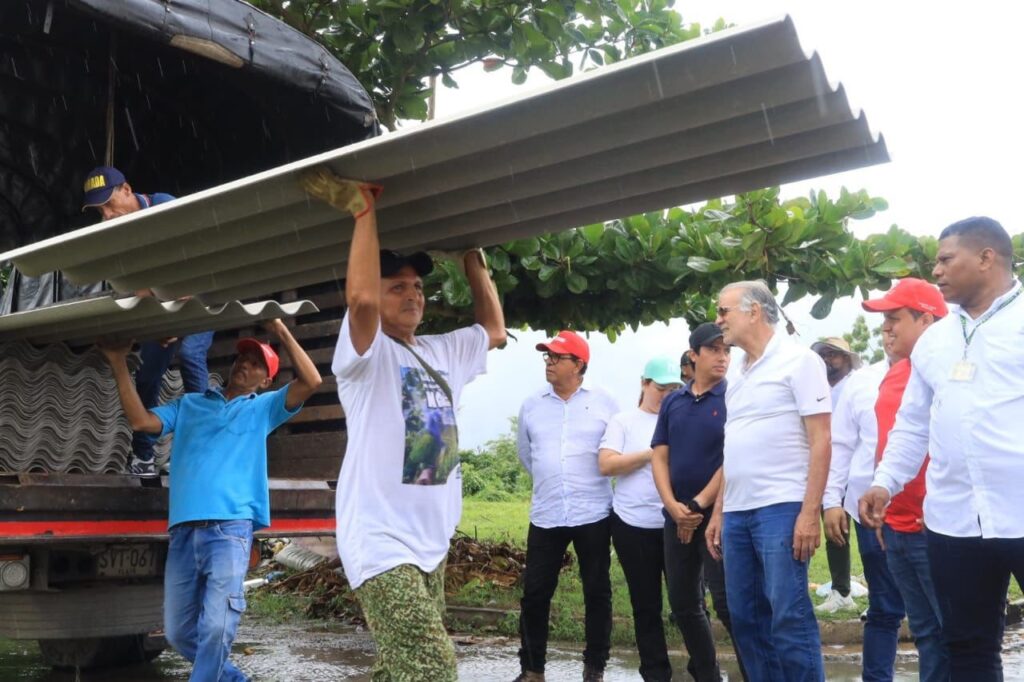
left=1, top=0, right=378, bottom=311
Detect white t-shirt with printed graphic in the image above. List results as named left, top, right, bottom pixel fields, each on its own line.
left=332, top=313, right=489, bottom=589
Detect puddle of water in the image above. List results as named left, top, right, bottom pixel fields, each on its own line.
left=3, top=621, right=1023, bottom=681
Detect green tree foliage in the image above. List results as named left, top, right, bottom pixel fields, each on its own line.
left=252, top=0, right=714, bottom=130
left=460, top=419, right=532, bottom=501
left=843, top=314, right=885, bottom=365
left=423, top=187, right=954, bottom=337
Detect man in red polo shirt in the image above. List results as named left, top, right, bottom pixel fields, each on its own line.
left=862, top=277, right=949, bottom=682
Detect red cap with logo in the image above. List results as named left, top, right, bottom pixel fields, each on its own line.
left=536, top=330, right=590, bottom=363
left=235, top=338, right=280, bottom=379
left=862, top=278, right=948, bottom=317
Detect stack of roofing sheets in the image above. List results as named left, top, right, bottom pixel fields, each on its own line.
left=0, top=15, right=889, bottom=331
left=0, top=342, right=132, bottom=474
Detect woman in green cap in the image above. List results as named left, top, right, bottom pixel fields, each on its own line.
left=597, top=355, right=682, bottom=682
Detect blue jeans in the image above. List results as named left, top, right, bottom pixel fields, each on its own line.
left=883, top=525, right=948, bottom=682
left=855, top=521, right=904, bottom=682
left=133, top=331, right=215, bottom=462
left=926, top=529, right=1024, bottom=681
left=165, top=520, right=252, bottom=682
left=723, top=502, right=824, bottom=682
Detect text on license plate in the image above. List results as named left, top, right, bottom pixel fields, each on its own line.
left=95, top=545, right=161, bottom=578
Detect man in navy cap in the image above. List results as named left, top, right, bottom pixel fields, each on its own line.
left=81, top=165, right=176, bottom=219
left=82, top=166, right=214, bottom=477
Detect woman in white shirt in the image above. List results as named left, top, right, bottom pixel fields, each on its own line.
left=598, top=356, right=681, bottom=682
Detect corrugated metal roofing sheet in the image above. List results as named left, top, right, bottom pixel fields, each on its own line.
left=0, top=16, right=888, bottom=306
left=0, top=296, right=318, bottom=345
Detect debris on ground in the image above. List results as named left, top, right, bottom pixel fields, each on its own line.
left=256, top=532, right=573, bottom=623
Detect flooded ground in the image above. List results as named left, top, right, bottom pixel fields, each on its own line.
left=3, top=621, right=1024, bottom=681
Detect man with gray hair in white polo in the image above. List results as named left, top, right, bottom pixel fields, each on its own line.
left=705, top=280, right=832, bottom=682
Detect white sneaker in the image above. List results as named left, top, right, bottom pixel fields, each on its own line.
left=815, top=589, right=857, bottom=614
left=128, top=457, right=158, bottom=478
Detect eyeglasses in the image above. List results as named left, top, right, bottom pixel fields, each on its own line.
left=715, top=306, right=733, bottom=317
left=653, top=382, right=682, bottom=392
left=543, top=352, right=577, bottom=365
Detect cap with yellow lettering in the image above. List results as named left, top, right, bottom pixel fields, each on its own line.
left=82, top=166, right=126, bottom=210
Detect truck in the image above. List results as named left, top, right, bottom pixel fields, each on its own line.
left=0, top=0, right=374, bottom=667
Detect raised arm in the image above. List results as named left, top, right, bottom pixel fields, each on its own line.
left=300, top=168, right=382, bottom=356
left=344, top=194, right=382, bottom=356
left=264, top=319, right=322, bottom=410
left=97, top=340, right=163, bottom=434
left=464, top=249, right=506, bottom=350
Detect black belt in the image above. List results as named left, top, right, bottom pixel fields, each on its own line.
left=173, top=519, right=230, bottom=529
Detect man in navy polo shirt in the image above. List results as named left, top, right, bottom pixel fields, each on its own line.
left=99, top=319, right=321, bottom=682
left=83, top=165, right=215, bottom=478
left=651, top=322, right=745, bottom=681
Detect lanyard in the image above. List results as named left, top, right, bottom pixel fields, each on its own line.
left=959, top=285, right=1023, bottom=353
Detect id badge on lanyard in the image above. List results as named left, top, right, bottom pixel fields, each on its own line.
left=952, top=285, right=1023, bottom=382
left=949, top=360, right=976, bottom=382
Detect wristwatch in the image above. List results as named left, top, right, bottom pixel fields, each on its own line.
left=684, top=499, right=704, bottom=514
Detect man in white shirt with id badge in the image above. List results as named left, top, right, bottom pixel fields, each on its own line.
left=860, top=216, right=1024, bottom=681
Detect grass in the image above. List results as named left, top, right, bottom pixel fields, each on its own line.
left=246, top=590, right=313, bottom=624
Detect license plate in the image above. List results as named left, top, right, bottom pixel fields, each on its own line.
left=95, top=545, right=161, bottom=578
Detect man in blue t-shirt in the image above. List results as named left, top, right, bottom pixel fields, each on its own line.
left=651, top=322, right=747, bottom=682
left=99, top=319, right=321, bottom=682
left=83, top=165, right=214, bottom=477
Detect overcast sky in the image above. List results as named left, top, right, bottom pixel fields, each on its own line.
left=428, top=0, right=1024, bottom=449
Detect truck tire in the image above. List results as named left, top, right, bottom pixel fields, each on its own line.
left=37, top=634, right=163, bottom=669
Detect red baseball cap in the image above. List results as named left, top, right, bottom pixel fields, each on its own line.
left=236, top=338, right=280, bottom=379
left=862, top=278, right=948, bottom=317
left=536, top=330, right=590, bottom=363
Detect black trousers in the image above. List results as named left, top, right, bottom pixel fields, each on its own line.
left=610, top=512, right=672, bottom=682
left=664, top=516, right=749, bottom=682
left=662, top=516, right=720, bottom=682
left=518, top=516, right=612, bottom=673
left=822, top=508, right=852, bottom=597
left=928, top=529, right=1024, bottom=681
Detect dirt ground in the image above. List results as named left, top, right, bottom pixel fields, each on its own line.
left=10, top=616, right=1017, bottom=681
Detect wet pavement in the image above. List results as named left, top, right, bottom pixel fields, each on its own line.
left=3, top=620, right=1024, bottom=681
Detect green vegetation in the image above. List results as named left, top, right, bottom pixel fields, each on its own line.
left=253, top=0, right=712, bottom=131
left=843, top=314, right=886, bottom=365
left=460, top=419, right=532, bottom=502
left=246, top=590, right=314, bottom=624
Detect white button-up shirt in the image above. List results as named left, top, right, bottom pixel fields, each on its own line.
left=518, top=384, right=619, bottom=528
left=873, top=281, right=1024, bottom=538
left=824, top=362, right=888, bottom=519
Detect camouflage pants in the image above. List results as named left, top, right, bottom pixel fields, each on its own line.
left=355, top=560, right=457, bottom=682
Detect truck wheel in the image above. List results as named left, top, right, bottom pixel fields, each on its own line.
left=38, top=634, right=164, bottom=669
